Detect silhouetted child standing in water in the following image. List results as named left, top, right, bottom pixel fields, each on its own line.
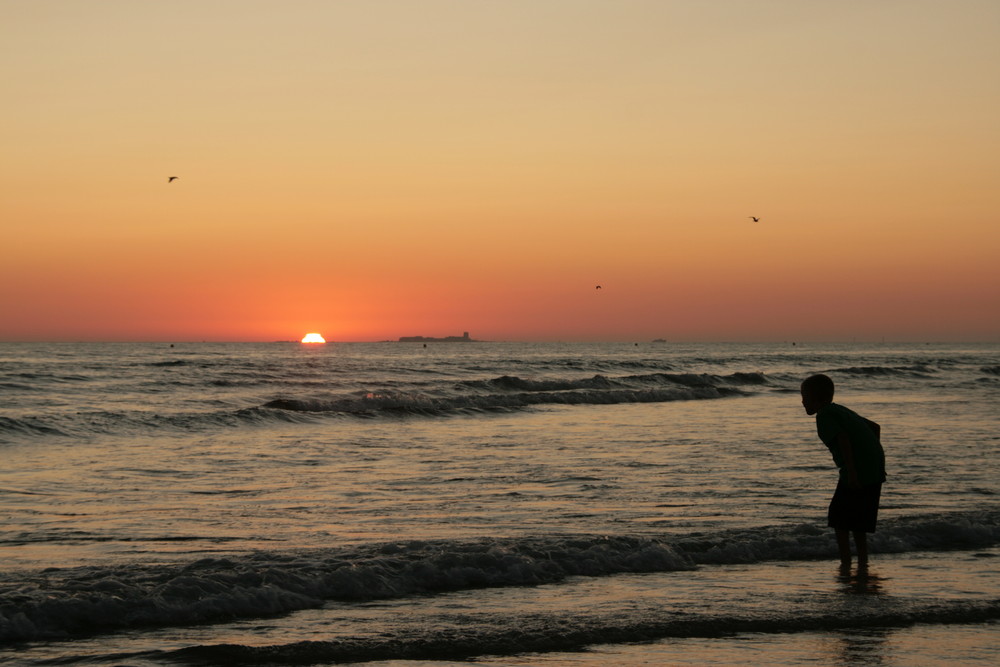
left=801, top=374, right=886, bottom=571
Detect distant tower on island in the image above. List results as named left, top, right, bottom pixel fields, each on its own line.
left=398, top=331, right=475, bottom=343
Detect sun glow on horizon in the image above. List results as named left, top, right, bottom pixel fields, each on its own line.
left=301, top=333, right=326, bottom=344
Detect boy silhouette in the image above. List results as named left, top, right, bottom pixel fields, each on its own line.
left=801, top=374, right=886, bottom=571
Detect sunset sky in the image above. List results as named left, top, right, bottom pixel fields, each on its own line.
left=2, top=0, right=998, bottom=342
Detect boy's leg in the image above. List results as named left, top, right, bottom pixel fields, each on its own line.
left=853, top=531, right=869, bottom=569
left=835, top=529, right=852, bottom=567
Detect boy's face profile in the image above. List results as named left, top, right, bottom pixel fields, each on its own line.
left=800, top=374, right=834, bottom=416
left=800, top=386, right=825, bottom=415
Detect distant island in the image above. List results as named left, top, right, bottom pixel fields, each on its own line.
left=399, top=331, right=478, bottom=343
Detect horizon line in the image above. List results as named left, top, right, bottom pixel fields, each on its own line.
left=1, top=338, right=996, bottom=345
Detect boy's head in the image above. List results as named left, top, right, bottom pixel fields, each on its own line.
left=800, top=374, right=834, bottom=415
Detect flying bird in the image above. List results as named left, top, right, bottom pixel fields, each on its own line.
left=168, top=176, right=178, bottom=183
left=595, top=285, right=602, bottom=290
left=748, top=216, right=760, bottom=222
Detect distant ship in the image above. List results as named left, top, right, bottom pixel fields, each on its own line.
left=399, top=331, right=477, bottom=343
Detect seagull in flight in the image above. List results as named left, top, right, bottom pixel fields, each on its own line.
left=595, top=285, right=602, bottom=290
left=748, top=216, right=760, bottom=222
left=168, top=176, right=178, bottom=183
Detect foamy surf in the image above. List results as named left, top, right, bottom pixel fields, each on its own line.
left=7, top=549, right=999, bottom=665
left=3, top=510, right=998, bottom=644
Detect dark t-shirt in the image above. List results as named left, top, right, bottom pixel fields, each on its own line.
left=816, top=402, right=886, bottom=485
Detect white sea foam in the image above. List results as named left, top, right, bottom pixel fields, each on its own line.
left=2, top=510, right=998, bottom=643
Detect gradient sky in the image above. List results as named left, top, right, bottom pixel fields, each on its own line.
left=2, top=0, right=998, bottom=342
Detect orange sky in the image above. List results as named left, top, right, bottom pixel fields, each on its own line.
left=2, top=1, right=998, bottom=342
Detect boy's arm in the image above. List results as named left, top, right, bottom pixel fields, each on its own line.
left=862, top=417, right=881, bottom=442
left=837, top=432, right=861, bottom=487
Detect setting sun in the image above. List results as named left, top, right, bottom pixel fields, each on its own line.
left=301, top=333, right=326, bottom=344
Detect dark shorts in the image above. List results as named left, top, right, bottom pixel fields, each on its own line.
left=828, top=480, right=882, bottom=533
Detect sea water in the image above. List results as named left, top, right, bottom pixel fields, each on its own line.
left=1, top=341, right=998, bottom=665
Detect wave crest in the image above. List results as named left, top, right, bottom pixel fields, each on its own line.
left=2, top=510, right=998, bottom=643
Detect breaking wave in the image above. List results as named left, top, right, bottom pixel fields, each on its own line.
left=3, top=509, right=998, bottom=644
left=1, top=372, right=772, bottom=442
left=264, top=372, right=765, bottom=416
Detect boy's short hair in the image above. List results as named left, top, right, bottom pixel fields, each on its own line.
left=801, top=373, right=835, bottom=402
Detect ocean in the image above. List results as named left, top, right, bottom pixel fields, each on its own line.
left=1, top=341, right=998, bottom=665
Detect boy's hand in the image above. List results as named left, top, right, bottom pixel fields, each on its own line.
left=837, top=432, right=862, bottom=488
left=863, top=417, right=882, bottom=442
